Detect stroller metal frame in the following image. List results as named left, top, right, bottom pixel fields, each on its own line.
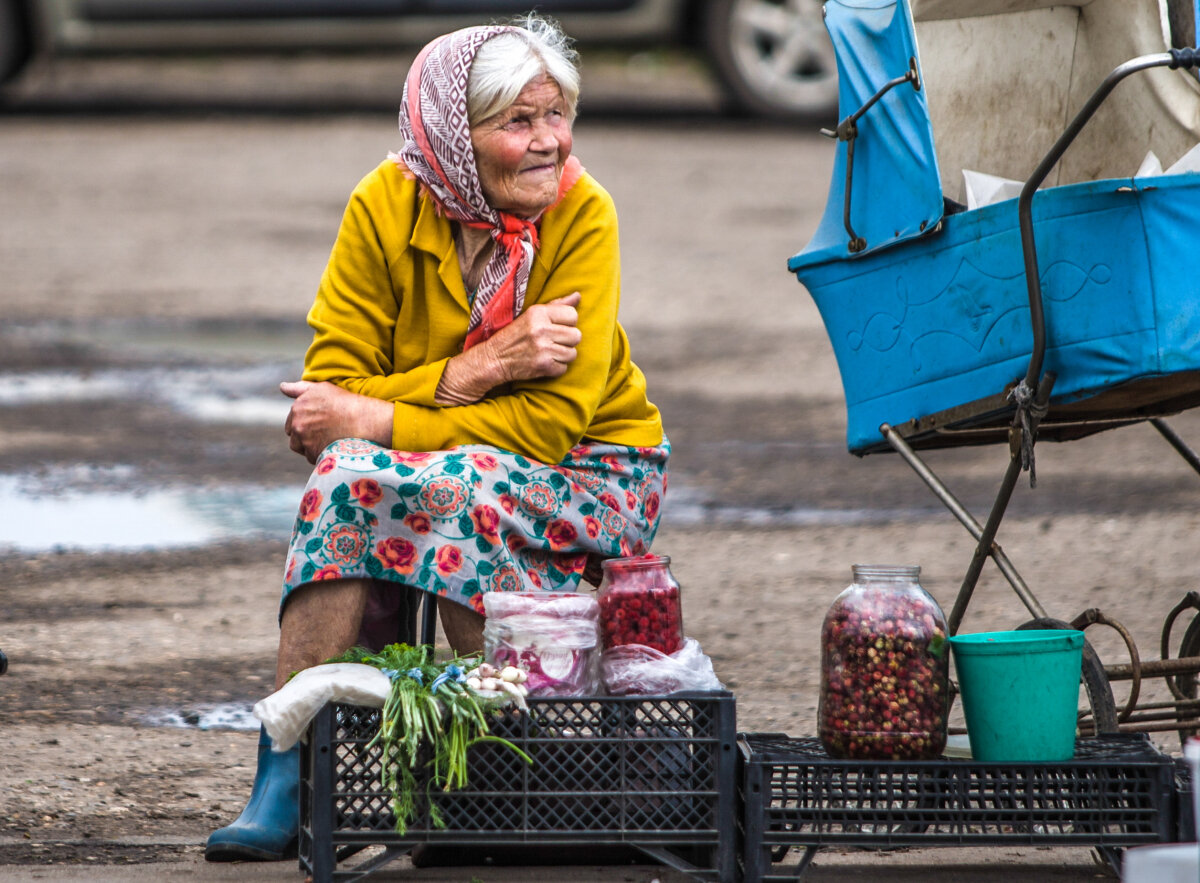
left=795, top=0, right=1200, bottom=742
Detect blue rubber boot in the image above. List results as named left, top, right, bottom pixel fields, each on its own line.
left=205, top=726, right=299, bottom=862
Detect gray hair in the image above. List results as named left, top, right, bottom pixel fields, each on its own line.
left=467, top=14, right=581, bottom=126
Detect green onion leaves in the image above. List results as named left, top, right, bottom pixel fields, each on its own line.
left=324, top=643, right=531, bottom=834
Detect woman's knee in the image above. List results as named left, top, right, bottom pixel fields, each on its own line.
left=281, top=577, right=372, bottom=633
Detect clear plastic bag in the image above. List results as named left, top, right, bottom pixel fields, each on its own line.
left=483, top=592, right=601, bottom=697
left=600, top=637, right=724, bottom=696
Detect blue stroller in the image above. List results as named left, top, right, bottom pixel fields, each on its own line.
left=791, top=0, right=1200, bottom=739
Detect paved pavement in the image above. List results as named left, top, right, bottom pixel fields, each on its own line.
left=0, top=842, right=1121, bottom=881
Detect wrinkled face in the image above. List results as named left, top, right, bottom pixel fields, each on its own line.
left=471, top=73, right=573, bottom=218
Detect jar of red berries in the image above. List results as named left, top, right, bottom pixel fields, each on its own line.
left=597, top=554, right=684, bottom=655
left=818, top=564, right=949, bottom=760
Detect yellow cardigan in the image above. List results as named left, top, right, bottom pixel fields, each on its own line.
left=302, top=159, right=664, bottom=465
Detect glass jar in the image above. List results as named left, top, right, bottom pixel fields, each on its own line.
left=818, top=564, right=949, bottom=760
left=597, top=554, right=684, bottom=655
left=482, top=592, right=601, bottom=697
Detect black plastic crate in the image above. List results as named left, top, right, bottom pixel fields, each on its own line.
left=1174, top=755, right=1195, bottom=842
left=300, top=692, right=738, bottom=882
left=738, top=732, right=1176, bottom=883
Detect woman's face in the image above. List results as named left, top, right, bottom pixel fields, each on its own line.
left=471, top=73, right=573, bottom=218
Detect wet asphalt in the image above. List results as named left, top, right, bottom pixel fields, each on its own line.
left=4, top=50, right=1200, bottom=883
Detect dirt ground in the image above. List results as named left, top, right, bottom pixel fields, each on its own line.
left=2, top=52, right=1200, bottom=881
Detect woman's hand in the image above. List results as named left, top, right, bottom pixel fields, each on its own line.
left=489, top=291, right=583, bottom=381
left=281, top=380, right=393, bottom=463
left=436, top=292, right=582, bottom=405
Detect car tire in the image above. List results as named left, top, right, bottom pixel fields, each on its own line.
left=0, top=0, right=31, bottom=87
left=701, top=0, right=838, bottom=121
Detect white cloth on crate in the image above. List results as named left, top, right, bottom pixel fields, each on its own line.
left=252, top=662, right=391, bottom=751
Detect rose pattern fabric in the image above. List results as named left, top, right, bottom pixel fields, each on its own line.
left=282, top=438, right=669, bottom=615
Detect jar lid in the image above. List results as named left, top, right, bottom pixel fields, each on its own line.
left=852, top=563, right=920, bottom=578
left=602, top=553, right=671, bottom=572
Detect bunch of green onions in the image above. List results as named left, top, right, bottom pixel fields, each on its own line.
left=325, top=643, right=532, bottom=834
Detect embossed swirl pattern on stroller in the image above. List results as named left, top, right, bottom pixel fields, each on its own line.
left=790, top=0, right=1200, bottom=455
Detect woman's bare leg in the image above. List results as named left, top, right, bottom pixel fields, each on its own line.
left=275, top=578, right=371, bottom=689
left=437, top=597, right=485, bottom=655
left=208, top=578, right=370, bottom=862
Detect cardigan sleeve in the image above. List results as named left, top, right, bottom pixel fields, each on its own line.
left=301, top=177, right=449, bottom=408
left=390, top=180, right=623, bottom=464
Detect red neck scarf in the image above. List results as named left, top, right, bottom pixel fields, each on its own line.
left=392, top=26, right=584, bottom=350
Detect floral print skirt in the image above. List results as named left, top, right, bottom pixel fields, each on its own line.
left=282, top=437, right=670, bottom=616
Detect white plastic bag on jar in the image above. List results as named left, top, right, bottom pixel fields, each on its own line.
left=601, top=637, right=725, bottom=696
left=483, top=592, right=602, bottom=697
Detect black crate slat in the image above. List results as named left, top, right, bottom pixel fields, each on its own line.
left=738, top=731, right=1177, bottom=883
left=300, top=692, right=737, bottom=883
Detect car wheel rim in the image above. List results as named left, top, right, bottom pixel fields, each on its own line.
left=728, top=0, right=837, bottom=111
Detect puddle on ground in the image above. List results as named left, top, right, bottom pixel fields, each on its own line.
left=0, top=320, right=940, bottom=552
left=4, top=316, right=312, bottom=364
left=0, top=317, right=307, bottom=424
left=663, top=486, right=937, bottom=528
left=0, top=470, right=933, bottom=553
left=0, top=364, right=295, bottom=425
left=0, top=473, right=299, bottom=552
left=141, top=703, right=259, bottom=731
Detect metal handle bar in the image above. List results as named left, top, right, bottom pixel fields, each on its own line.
left=941, top=48, right=1198, bottom=628
left=821, top=57, right=921, bottom=253
left=1016, top=48, right=1199, bottom=394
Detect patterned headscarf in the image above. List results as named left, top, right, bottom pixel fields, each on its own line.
left=392, top=25, right=583, bottom=350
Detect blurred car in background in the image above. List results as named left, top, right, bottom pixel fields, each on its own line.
left=0, top=0, right=837, bottom=118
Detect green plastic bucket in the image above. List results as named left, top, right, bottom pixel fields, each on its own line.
left=948, top=629, right=1084, bottom=762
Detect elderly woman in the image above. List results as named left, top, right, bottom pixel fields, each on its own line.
left=205, top=14, right=667, bottom=862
